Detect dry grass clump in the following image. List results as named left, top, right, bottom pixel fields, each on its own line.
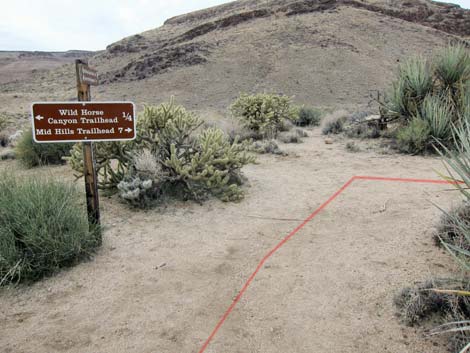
left=394, top=279, right=470, bottom=351
left=435, top=203, right=470, bottom=251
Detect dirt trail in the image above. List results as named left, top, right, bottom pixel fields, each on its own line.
left=0, top=129, right=462, bottom=353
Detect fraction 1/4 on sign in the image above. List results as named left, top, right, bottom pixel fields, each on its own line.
left=31, top=102, right=136, bottom=143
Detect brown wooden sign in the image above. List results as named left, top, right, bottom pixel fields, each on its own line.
left=79, top=65, right=98, bottom=85
left=31, top=102, right=136, bottom=143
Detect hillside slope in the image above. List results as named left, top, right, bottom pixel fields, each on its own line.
left=0, top=0, right=468, bottom=120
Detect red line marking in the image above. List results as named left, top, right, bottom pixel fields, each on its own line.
left=197, top=175, right=461, bottom=353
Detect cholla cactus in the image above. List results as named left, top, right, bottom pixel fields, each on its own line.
left=118, top=150, right=165, bottom=208
left=69, top=99, right=254, bottom=205
left=230, top=93, right=298, bottom=138
left=165, top=128, right=255, bottom=201
left=118, top=176, right=158, bottom=208
left=68, top=140, right=135, bottom=190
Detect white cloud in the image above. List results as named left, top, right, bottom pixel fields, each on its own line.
left=0, top=0, right=231, bottom=51
left=0, top=0, right=469, bottom=51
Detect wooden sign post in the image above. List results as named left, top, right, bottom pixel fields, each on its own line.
left=31, top=61, right=136, bottom=235
left=75, top=59, right=100, bottom=230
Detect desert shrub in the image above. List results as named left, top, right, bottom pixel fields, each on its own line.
left=252, top=140, right=285, bottom=155
left=382, top=45, right=469, bottom=153
left=345, top=122, right=381, bottom=139
left=395, top=279, right=470, bottom=327
left=279, top=128, right=308, bottom=144
left=296, top=107, right=323, bottom=127
left=345, top=142, right=360, bottom=152
left=0, top=174, right=100, bottom=285
left=321, top=110, right=349, bottom=135
left=230, top=93, right=298, bottom=138
left=396, top=118, right=431, bottom=154
left=278, top=119, right=295, bottom=132
left=70, top=100, right=255, bottom=207
left=436, top=203, right=470, bottom=252
left=16, top=129, right=72, bottom=168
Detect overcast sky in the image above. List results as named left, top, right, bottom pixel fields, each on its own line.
left=1, top=0, right=469, bottom=52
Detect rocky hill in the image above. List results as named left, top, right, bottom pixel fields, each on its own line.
left=0, top=0, right=468, bottom=120
left=0, top=50, right=94, bottom=85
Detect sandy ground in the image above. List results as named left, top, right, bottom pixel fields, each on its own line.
left=0, top=130, right=463, bottom=353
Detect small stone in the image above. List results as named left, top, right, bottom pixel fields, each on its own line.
left=325, top=138, right=334, bottom=144
left=0, top=149, right=15, bottom=160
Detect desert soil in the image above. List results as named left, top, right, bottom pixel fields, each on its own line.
left=0, top=130, right=463, bottom=353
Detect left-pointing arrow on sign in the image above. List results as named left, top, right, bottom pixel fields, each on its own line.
left=35, top=115, right=44, bottom=121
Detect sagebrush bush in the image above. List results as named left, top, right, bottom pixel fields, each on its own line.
left=321, top=110, right=349, bottom=135
left=70, top=100, right=255, bottom=207
left=230, top=93, right=298, bottom=138
left=296, top=107, right=323, bottom=127
left=16, top=129, right=72, bottom=168
left=396, top=117, right=431, bottom=154
left=0, top=174, right=100, bottom=285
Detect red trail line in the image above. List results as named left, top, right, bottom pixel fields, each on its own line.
left=197, top=175, right=460, bottom=353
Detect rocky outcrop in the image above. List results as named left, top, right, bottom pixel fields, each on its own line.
left=101, top=0, right=469, bottom=83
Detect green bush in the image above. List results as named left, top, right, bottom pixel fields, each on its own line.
left=396, top=118, right=431, bottom=154
left=296, top=107, right=323, bottom=127
left=70, top=100, right=255, bottom=207
left=16, top=130, right=72, bottom=168
left=0, top=174, right=100, bottom=285
left=230, top=93, right=298, bottom=138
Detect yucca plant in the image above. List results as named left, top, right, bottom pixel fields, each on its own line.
left=435, top=45, right=470, bottom=90
left=419, top=95, right=453, bottom=145
left=382, top=45, right=469, bottom=155
left=433, top=122, right=470, bottom=351
left=387, top=57, right=434, bottom=120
